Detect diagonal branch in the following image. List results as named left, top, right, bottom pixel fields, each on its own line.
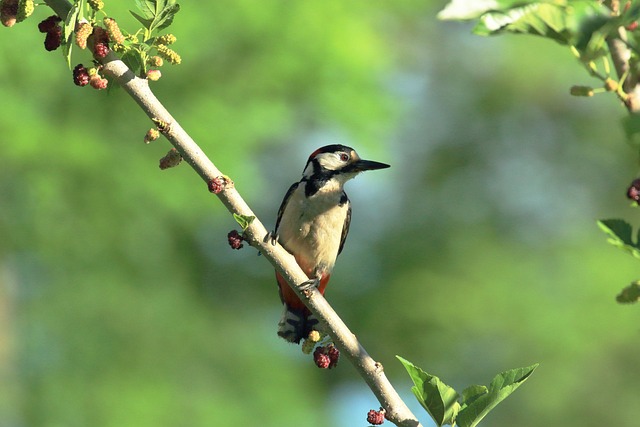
left=45, top=1, right=424, bottom=426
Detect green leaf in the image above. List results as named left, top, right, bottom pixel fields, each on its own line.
left=396, top=356, right=460, bottom=426
left=154, top=3, right=180, bottom=31
left=616, top=281, right=640, bottom=304
left=233, top=214, right=255, bottom=231
left=621, top=114, right=640, bottom=148
left=131, top=0, right=180, bottom=33
left=597, top=219, right=640, bottom=260
left=456, top=364, right=538, bottom=427
left=135, top=0, right=157, bottom=19
left=63, top=0, right=83, bottom=68
left=438, top=0, right=530, bottom=21
left=461, top=385, right=488, bottom=408
left=120, top=49, right=145, bottom=76
left=440, top=1, right=612, bottom=60
left=130, top=10, right=154, bottom=29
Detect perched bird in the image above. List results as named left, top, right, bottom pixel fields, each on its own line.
left=273, top=144, right=390, bottom=343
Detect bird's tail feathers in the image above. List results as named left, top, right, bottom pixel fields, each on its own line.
left=277, top=305, right=319, bottom=344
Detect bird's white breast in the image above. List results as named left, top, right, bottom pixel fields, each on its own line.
left=277, top=180, right=348, bottom=277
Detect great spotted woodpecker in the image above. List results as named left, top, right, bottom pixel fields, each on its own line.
left=273, top=144, right=390, bottom=343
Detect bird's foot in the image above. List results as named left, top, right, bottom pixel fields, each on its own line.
left=299, top=278, right=320, bottom=291
left=264, top=230, right=278, bottom=246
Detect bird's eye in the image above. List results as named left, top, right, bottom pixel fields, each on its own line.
left=339, top=153, right=349, bottom=162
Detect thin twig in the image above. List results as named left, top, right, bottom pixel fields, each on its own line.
left=44, top=1, right=424, bottom=426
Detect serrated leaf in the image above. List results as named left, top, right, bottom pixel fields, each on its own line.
left=397, top=356, right=460, bottom=426
left=63, top=0, right=83, bottom=68
left=233, top=214, right=255, bottom=231
left=597, top=219, right=640, bottom=260
left=616, top=281, right=640, bottom=304
left=457, top=364, right=538, bottom=427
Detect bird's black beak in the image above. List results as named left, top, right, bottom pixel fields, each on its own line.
left=349, top=159, right=390, bottom=172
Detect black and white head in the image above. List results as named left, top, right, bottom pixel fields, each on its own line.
left=301, top=144, right=389, bottom=185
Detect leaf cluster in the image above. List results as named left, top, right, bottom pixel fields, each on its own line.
left=438, top=1, right=640, bottom=105
left=598, top=219, right=640, bottom=303
left=397, top=356, right=537, bottom=427
left=130, top=0, right=179, bottom=34
left=61, top=0, right=180, bottom=76
left=438, top=0, right=640, bottom=60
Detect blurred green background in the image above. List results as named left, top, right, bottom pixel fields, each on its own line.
left=1, top=1, right=639, bottom=426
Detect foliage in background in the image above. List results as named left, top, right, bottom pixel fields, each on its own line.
left=439, top=0, right=640, bottom=302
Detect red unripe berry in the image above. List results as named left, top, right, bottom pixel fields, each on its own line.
left=89, top=74, right=108, bottom=90
left=93, top=42, right=109, bottom=59
left=313, top=349, right=331, bottom=369
left=208, top=177, right=226, bottom=194
left=326, top=344, right=340, bottom=368
left=366, top=409, right=385, bottom=425
left=146, top=69, right=162, bottom=81
left=626, top=21, right=638, bottom=31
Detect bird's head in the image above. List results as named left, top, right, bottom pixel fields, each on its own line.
left=302, top=144, right=390, bottom=183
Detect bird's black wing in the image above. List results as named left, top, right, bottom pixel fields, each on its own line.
left=338, top=194, right=351, bottom=256
left=275, top=181, right=300, bottom=233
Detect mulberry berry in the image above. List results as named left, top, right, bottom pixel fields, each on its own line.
left=208, top=177, right=225, bottom=194
left=156, top=44, right=181, bottom=65
left=147, top=55, right=164, bottom=67
left=156, top=34, right=176, bottom=45
left=227, top=230, right=244, bottom=250
left=44, top=26, right=62, bottom=51
left=146, top=70, right=162, bottom=81
left=313, top=347, right=331, bottom=369
left=73, top=64, right=90, bottom=87
left=159, top=148, right=182, bottom=169
left=75, top=21, right=92, bottom=49
left=366, top=409, right=386, bottom=425
left=16, top=0, right=34, bottom=23
left=89, top=74, right=108, bottom=90
left=103, top=17, right=124, bottom=44
left=37, top=15, right=60, bottom=33
left=569, top=85, right=594, bottom=97
left=144, top=128, right=160, bottom=144
left=326, top=344, right=340, bottom=368
left=627, top=178, right=640, bottom=202
left=93, top=42, right=109, bottom=59
left=1, top=0, right=18, bottom=27
left=87, top=0, right=103, bottom=11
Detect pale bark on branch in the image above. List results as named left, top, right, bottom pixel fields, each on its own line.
left=44, top=1, right=424, bottom=426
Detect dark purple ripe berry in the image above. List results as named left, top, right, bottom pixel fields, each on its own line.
left=626, top=178, right=640, bottom=202
left=227, top=230, right=244, bottom=250
left=73, top=64, right=90, bottom=86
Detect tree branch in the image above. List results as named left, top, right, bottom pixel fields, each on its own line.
left=44, top=1, right=424, bottom=426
